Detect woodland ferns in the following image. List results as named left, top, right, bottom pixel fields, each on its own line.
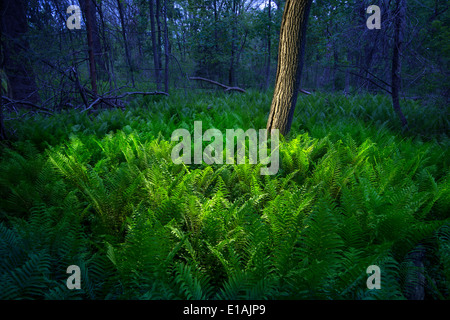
left=0, top=92, right=448, bottom=299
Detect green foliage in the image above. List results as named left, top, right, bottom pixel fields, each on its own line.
left=0, top=91, right=449, bottom=300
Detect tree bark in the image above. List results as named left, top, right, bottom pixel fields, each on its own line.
left=0, top=0, right=40, bottom=104
left=266, top=0, right=313, bottom=136
left=163, top=0, right=170, bottom=93
left=117, top=0, right=135, bottom=87
left=149, top=0, right=161, bottom=90
left=156, top=0, right=163, bottom=87
left=228, top=0, right=237, bottom=87
left=79, top=0, right=107, bottom=80
left=97, top=2, right=115, bottom=91
left=84, top=0, right=98, bottom=95
left=265, top=0, right=272, bottom=90
left=391, top=0, right=408, bottom=128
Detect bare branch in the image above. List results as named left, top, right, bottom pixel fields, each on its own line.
left=1, top=96, right=53, bottom=114
left=189, top=77, right=246, bottom=93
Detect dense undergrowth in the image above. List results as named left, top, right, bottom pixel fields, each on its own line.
left=0, top=90, right=449, bottom=299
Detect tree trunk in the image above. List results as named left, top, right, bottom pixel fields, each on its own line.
left=97, top=2, right=115, bottom=91
left=228, top=0, right=237, bottom=87
left=79, top=0, right=107, bottom=81
left=265, top=0, right=272, bottom=90
left=84, top=0, right=98, bottom=95
left=0, top=0, right=40, bottom=104
left=163, top=0, right=170, bottom=93
left=344, top=51, right=351, bottom=94
left=214, top=0, right=218, bottom=52
left=391, top=0, right=408, bottom=128
left=117, top=0, right=135, bottom=87
left=149, top=0, right=161, bottom=90
left=156, top=0, right=163, bottom=87
left=266, top=0, right=313, bottom=136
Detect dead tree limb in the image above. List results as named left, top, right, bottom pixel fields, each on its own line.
left=300, top=89, right=311, bottom=95
left=80, top=91, right=169, bottom=113
left=116, top=91, right=169, bottom=98
left=189, top=77, right=246, bottom=93
left=1, top=96, right=53, bottom=115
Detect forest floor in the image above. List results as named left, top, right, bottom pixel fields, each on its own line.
left=0, top=91, right=448, bottom=299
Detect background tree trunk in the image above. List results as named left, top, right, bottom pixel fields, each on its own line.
left=265, top=0, right=272, bottom=90
left=228, top=0, right=237, bottom=87
left=117, top=0, right=135, bottom=87
left=391, top=0, right=408, bottom=128
left=266, top=0, right=313, bottom=136
left=84, top=0, right=98, bottom=95
left=163, top=0, right=170, bottom=93
left=79, top=0, right=107, bottom=81
left=149, top=0, right=161, bottom=90
left=97, top=3, right=115, bottom=91
left=156, top=0, right=163, bottom=87
left=0, top=0, right=40, bottom=104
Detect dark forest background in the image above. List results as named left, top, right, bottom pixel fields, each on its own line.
left=1, top=0, right=448, bottom=110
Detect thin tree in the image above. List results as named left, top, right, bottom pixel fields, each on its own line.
left=156, top=0, right=163, bottom=86
left=266, top=0, right=313, bottom=136
left=265, top=0, right=272, bottom=90
left=228, top=0, right=237, bottom=87
left=117, top=0, right=135, bottom=87
left=163, top=0, right=170, bottom=93
left=391, top=0, right=408, bottom=128
left=97, top=2, right=116, bottom=91
left=149, top=0, right=161, bottom=90
left=84, top=0, right=98, bottom=95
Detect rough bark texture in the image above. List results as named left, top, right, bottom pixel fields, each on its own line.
left=391, top=0, right=408, bottom=128
left=0, top=0, right=40, bottom=104
left=266, top=0, right=313, bottom=136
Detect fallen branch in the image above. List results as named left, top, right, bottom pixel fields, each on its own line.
left=116, top=91, right=169, bottom=99
left=1, top=96, right=53, bottom=115
left=189, top=77, right=246, bottom=93
left=80, top=91, right=169, bottom=113
left=300, top=89, right=312, bottom=95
